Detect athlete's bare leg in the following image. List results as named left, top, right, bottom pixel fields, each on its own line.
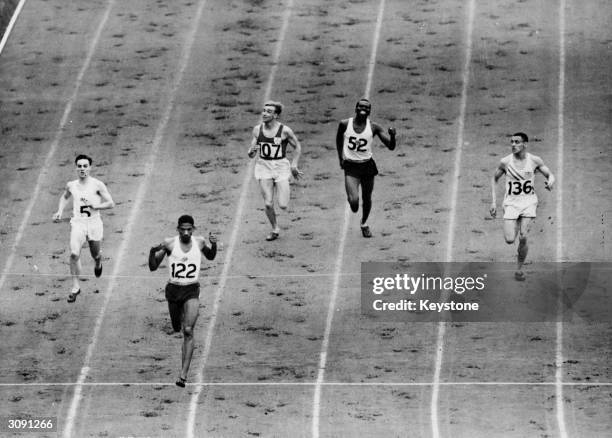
left=69, top=253, right=81, bottom=292
left=345, top=174, right=361, bottom=213
left=258, top=178, right=278, bottom=234
left=360, top=176, right=375, bottom=226
left=517, top=217, right=531, bottom=272
left=178, top=298, right=199, bottom=383
left=276, top=179, right=290, bottom=210
left=88, top=240, right=102, bottom=277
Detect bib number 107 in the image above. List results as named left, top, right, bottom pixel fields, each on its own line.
left=507, top=180, right=534, bottom=195
left=171, top=263, right=196, bottom=279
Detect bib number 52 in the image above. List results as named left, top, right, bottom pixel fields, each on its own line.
left=347, top=136, right=368, bottom=152
left=507, top=180, right=534, bottom=195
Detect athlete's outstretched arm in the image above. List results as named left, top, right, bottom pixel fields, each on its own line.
left=534, top=157, right=555, bottom=191
left=95, top=181, right=115, bottom=211
left=490, top=163, right=506, bottom=217
left=372, top=122, right=396, bottom=150
left=52, top=185, right=72, bottom=221
left=201, top=233, right=217, bottom=260
left=149, top=240, right=170, bottom=271
left=285, top=126, right=303, bottom=179
left=247, top=125, right=260, bottom=158
left=336, top=120, right=348, bottom=168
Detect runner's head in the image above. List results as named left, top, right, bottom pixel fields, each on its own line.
left=355, top=98, right=371, bottom=118
left=262, top=101, right=282, bottom=122
left=510, top=132, right=528, bottom=154
left=74, top=154, right=92, bottom=179
left=177, top=214, right=195, bottom=243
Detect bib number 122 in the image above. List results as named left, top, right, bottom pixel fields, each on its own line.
left=171, top=263, right=196, bottom=279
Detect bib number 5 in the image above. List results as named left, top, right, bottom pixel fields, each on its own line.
left=80, top=205, right=91, bottom=217
left=507, top=180, right=534, bottom=195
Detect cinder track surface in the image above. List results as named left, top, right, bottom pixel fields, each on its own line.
left=0, top=0, right=610, bottom=437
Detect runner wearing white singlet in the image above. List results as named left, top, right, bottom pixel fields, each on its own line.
left=248, top=101, right=303, bottom=241
left=336, top=98, right=396, bottom=238
left=53, top=154, right=114, bottom=302
left=490, top=132, right=555, bottom=281
left=149, top=214, right=217, bottom=388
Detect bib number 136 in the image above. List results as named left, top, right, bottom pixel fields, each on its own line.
left=507, top=180, right=534, bottom=195
left=171, top=262, right=196, bottom=279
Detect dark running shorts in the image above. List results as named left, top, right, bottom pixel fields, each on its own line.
left=343, top=158, right=379, bottom=179
left=165, top=282, right=200, bottom=305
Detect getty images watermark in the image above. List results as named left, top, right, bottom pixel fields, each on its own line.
left=361, top=262, right=612, bottom=322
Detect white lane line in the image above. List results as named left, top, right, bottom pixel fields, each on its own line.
left=0, top=0, right=116, bottom=296
left=311, top=2, right=386, bottom=437
left=430, top=1, right=476, bottom=438
left=0, top=0, right=27, bottom=55
left=3, top=381, right=611, bottom=387
left=61, top=1, right=209, bottom=437
left=184, top=2, right=295, bottom=437
left=555, top=0, right=567, bottom=437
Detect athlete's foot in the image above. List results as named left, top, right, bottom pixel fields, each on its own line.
left=175, top=376, right=187, bottom=388
left=94, top=260, right=102, bottom=278
left=67, top=288, right=81, bottom=303
left=361, top=225, right=372, bottom=238
left=514, top=271, right=525, bottom=281
left=266, top=230, right=280, bottom=241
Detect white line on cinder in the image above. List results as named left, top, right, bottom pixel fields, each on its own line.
left=2, top=381, right=610, bottom=387
left=0, top=0, right=27, bottom=55
left=555, top=0, right=568, bottom=437
left=184, top=2, right=295, bottom=437
left=62, top=1, right=209, bottom=436
left=0, top=0, right=116, bottom=297
left=430, top=1, right=476, bottom=438
left=311, top=1, right=386, bottom=437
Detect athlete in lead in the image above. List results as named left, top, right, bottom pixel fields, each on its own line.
left=148, top=215, right=217, bottom=387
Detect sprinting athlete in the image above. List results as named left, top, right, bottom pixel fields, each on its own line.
left=148, top=215, right=217, bottom=388
left=336, top=98, right=396, bottom=237
left=490, top=132, right=555, bottom=280
left=248, top=101, right=302, bottom=241
left=53, top=154, right=114, bottom=302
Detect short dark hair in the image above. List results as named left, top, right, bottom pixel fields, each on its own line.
left=177, top=214, right=195, bottom=227
left=356, top=98, right=371, bottom=107
left=512, top=132, right=528, bottom=142
left=75, top=154, right=92, bottom=165
left=264, top=101, right=283, bottom=115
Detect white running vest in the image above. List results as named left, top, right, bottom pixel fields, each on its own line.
left=167, top=236, right=201, bottom=285
left=70, top=179, right=101, bottom=219
left=503, top=153, right=538, bottom=206
left=343, top=117, right=373, bottom=162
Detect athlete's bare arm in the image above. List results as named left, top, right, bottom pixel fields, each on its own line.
left=197, top=233, right=217, bottom=260
left=149, top=238, right=172, bottom=271
left=284, top=126, right=303, bottom=179
left=372, top=122, right=396, bottom=150
left=94, top=180, right=115, bottom=210
left=52, top=184, right=72, bottom=222
left=490, top=162, right=507, bottom=218
left=336, top=119, right=349, bottom=168
left=247, top=125, right=260, bottom=158
left=533, top=156, right=555, bottom=191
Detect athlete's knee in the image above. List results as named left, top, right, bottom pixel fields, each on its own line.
left=504, top=236, right=515, bottom=244
left=182, top=325, right=194, bottom=339
left=347, top=195, right=359, bottom=211
left=70, top=253, right=80, bottom=261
